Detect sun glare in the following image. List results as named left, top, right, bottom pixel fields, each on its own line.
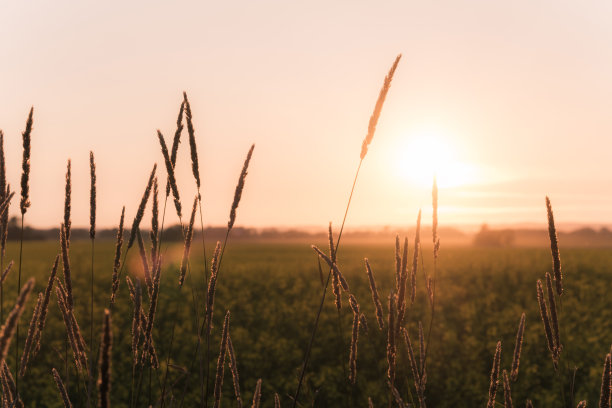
left=395, top=128, right=477, bottom=188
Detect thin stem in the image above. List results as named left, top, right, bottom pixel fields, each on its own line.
left=422, top=254, right=436, bottom=400
left=336, top=309, right=349, bottom=408
left=16, top=213, right=24, bottom=394
left=159, top=216, right=203, bottom=408
left=148, top=364, right=152, bottom=407
left=65, top=334, right=69, bottom=395
left=291, top=159, right=362, bottom=408
left=88, top=237, right=95, bottom=408
left=197, top=191, right=208, bottom=406
left=204, top=229, right=230, bottom=408
left=160, top=315, right=178, bottom=407
left=180, top=227, right=231, bottom=408
left=134, top=193, right=170, bottom=408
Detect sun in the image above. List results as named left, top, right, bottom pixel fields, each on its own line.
left=394, top=127, right=477, bottom=188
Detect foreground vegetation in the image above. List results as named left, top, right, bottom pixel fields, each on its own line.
left=0, top=241, right=610, bottom=407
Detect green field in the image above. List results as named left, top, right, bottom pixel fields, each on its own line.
left=2, top=240, right=611, bottom=407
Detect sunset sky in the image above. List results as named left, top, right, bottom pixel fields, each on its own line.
left=1, top=1, right=612, bottom=230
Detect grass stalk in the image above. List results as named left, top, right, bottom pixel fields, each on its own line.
left=15, top=213, right=24, bottom=394
left=291, top=159, right=362, bottom=408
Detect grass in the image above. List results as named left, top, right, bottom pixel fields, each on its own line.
left=1, top=240, right=611, bottom=406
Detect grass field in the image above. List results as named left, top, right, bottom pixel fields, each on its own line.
left=2, top=240, right=611, bottom=407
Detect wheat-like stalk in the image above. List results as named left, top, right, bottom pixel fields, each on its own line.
left=429, top=179, right=439, bottom=303
left=545, top=196, right=562, bottom=296
left=98, top=309, right=112, bottom=408
left=157, top=130, right=182, bottom=218
left=68, top=301, right=88, bottom=370
left=328, top=224, right=341, bottom=310
left=142, top=258, right=161, bottom=367
left=411, top=210, right=422, bottom=305
left=52, top=367, right=72, bottom=408
left=0, top=361, right=14, bottom=407
left=127, top=164, right=157, bottom=249
left=179, top=196, right=198, bottom=287
left=418, top=320, right=426, bottom=384
left=486, top=341, right=502, bottom=408
left=89, top=151, right=96, bottom=239
left=348, top=295, right=360, bottom=383
left=536, top=279, right=556, bottom=364
left=389, top=382, right=405, bottom=408
left=33, top=254, right=59, bottom=356
left=183, top=92, right=201, bottom=190
left=227, top=335, right=243, bottom=408
left=64, top=159, right=71, bottom=244
left=55, top=285, right=85, bottom=373
left=395, top=235, right=401, bottom=288
left=545, top=273, right=561, bottom=356
left=59, top=223, right=73, bottom=310
left=130, top=277, right=142, bottom=362
left=328, top=222, right=336, bottom=262
left=136, top=228, right=152, bottom=295
left=396, top=237, right=408, bottom=334
left=0, top=130, right=6, bottom=245
left=228, top=144, right=255, bottom=230
left=167, top=100, right=184, bottom=196
left=251, top=378, right=262, bottom=408
left=387, top=291, right=397, bottom=387
left=151, top=176, right=159, bottom=264
left=213, top=311, right=230, bottom=408
left=274, top=393, right=281, bottom=408
left=502, top=369, right=513, bottom=408
left=0, top=129, right=8, bottom=326
left=359, top=55, right=401, bottom=159
left=20, top=107, right=33, bottom=215
left=18, top=292, right=42, bottom=377
left=311, top=246, right=349, bottom=291
left=205, top=242, right=222, bottom=337
left=401, top=327, right=421, bottom=398
left=109, top=208, right=125, bottom=308
left=1, top=261, right=13, bottom=285
left=2, top=362, right=23, bottom=407
left=510, top=313, right=526, bottom=381
left=126, top=277, right=158, bottom=367
left=89, top=151, right=97, bottom=406
left=364, top=259, right=384, bottom=330
left=359, top=313, right=368, bottom=335
left=0, top=191, right=13, bottom=221
left=0, top=185, right=10, bottom=262
left=0, top=278, right=34, bottom=369
left=140, top=311, right=159, bottom=368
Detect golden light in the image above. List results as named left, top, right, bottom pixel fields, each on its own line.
left=394, top=127, right=478, bottom=188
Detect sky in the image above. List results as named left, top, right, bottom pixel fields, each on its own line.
left=1, top=1, right=612, bottom=231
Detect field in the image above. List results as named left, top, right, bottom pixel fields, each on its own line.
left=3, top=239, right=611, bottom=407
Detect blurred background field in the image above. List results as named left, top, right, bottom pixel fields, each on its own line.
left=3, top=239, right=611, bottom=407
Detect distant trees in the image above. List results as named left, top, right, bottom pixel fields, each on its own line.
left=473, top=224, right=515, bottom=247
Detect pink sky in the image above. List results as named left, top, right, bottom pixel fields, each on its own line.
left=1, top=1, right=612, bottom=230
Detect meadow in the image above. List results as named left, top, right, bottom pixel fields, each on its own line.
left=2, top=240, right=611, bottom=407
